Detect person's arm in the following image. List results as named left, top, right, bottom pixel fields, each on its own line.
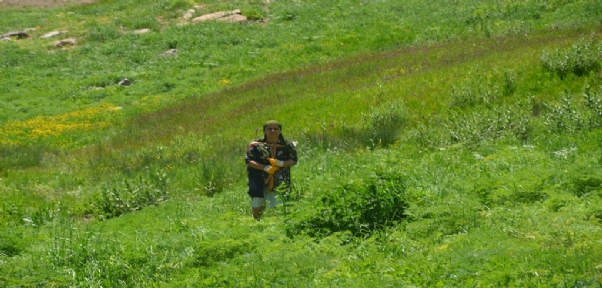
left=268, top=158, right=296, bottom=168
left=250, top=160, right=279, bottom=174
left=286, top=142, right=298, bottom=167
left=248, top=160, right=268, bottom=171
left=246, top=142, right=266, bottom=171
left=281, top=159, right=295, bottom=168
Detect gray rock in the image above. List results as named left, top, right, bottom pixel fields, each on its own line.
left=118, top=78, right=132, bottom=86
left=40, top=30, right=68, bottom=39
left=183, top=9, right=195, bottom=20
left=51, top=38, right=76, bottom=47
left=158, top=49, right=177, bottom=57
left=217, top=14, right=247, bottom=23
left=192, top=9, right=241, bottom=23
left=134, top=28, right=151, bottom=34
left=1, top=31, right=29, bottom=39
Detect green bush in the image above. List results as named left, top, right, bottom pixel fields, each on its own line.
left=242, top=7, right=266, bottom=21
left=583, top=85, right=602, bottom=128
left=360, top=99, right=407, bottom=148
left=543, top=87, right=602, bottom=133
left=287, top=172, right=407, bottom=239
left=540, top=39, right=601, bottom=78
left=91, top=172, right=169, bottom=220
left=449, top=68, right=500, bottom=109
left=571, top=175, right=602, bottom=197
left=446, top=101, right=532, bottom=148
left=0, top=230, right=28, bottom=257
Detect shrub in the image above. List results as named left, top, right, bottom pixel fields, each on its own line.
left=542, top=86, right=602, bottom=134
left=570, top=175, right=602, bottom=197
left=0, top=231, right=28, bottom=257
left=91, top=172, right=169, bottom=220
left=163, top=0, right=190, bottom=12
left=544, top=194, right=576, bottom=212
left=286, top=172, right=407, bottom=239
left=408, top=120, right=447, bottom=150
left=446, top=101, right=532, bottom=147
left=449, top=67, right=500, bottom=109
left=540, top=38, right=600, bottom=78
left=360, top=99, right=407, bottom=148
left=242, top=7, right=266, bottom=21
left=583, top=85, right=602, bottom=128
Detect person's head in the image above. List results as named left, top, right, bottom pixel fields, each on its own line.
left=263, top=120, right=282, bottom=141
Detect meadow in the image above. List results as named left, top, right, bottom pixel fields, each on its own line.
left=1, top=0, right=602, bottom=286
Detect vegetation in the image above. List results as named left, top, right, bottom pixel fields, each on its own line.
left=1, top=0, right=602, bottom=286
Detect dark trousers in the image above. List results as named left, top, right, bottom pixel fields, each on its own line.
left=247, top=166, right=264, bottom=198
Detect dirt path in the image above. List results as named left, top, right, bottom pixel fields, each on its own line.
left=0, top=0, right=96, bottom=8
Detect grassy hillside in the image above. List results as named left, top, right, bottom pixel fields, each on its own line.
left=1, top=0, right=602, bottom=286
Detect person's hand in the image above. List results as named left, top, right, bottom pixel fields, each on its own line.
left=269, top=158, right=284, bottom=167
left=263, top=165, right=279, bottom=174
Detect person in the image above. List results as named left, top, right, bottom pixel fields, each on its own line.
left=245, top=120, right=298, bottom=220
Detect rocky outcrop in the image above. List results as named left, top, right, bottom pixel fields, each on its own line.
left=158, top=49, right=177, bottom=57
left=192, top=9, right=246, bottom=23
left=1, top=31, right=30, bottom=39
left=134, top=28, right=151, bottom=34
left=217, top=14, right=247, bottom=23
left=40, top=30, right=68, bottom=39
left=183, top=9, right=195, bottom=20
left=51, top=38, right=76, bottom=47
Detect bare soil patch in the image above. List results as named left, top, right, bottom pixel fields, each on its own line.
left=0, top=0, right=96, bottom=8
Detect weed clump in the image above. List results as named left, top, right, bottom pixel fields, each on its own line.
left=286, top=172, right=407, bottom=239
left=570, top=174, right=602, bottom=197
left=90, top=172, right=169, bottom=220
left=446, top=102, right=532, bottom=147
left=0, top=232, right=27, bottom=257
left=361, top=99, right=407, bottom=148
left=544, top=86, right=602, bottom=133
left=540, top=38, right=601, bottom=79
left=192, top=239, right=255, bottom=268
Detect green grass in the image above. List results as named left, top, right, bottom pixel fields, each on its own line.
left=2, top=0, right=602, bottom=286
left=1, top=0, right=600, bottom=122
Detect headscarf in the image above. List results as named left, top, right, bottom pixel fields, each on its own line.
left=262, top=120, right=285, bottom=143
left=262, top=120, right=282, bottom=131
